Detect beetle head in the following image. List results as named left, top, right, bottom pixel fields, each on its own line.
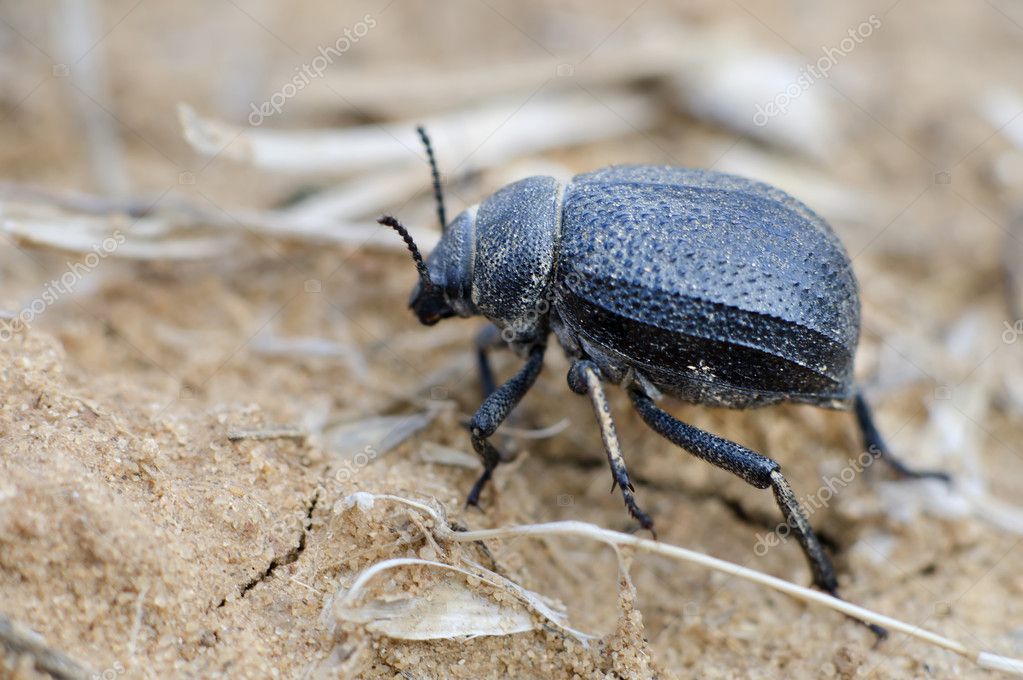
left=378, top=209, right=477, bottom=325
left=379, top=126, right=478, bottom=326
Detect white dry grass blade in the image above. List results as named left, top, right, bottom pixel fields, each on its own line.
left=0, top=614, right=95, bottom=680
left=178, top=91, right=658, bottom=176
left=341, top=492, right=1023, bottom=676
left=981, top=90, right=1023, bottom=151
left=669, top=52, right=840, bottom=160
left=268, top=165, right=426, bottom=225
left=0, top=180, right=436, bottom=257
left=51, top=0, right=129, bottom=198
left=964, top=487, right=1023, bottom=535
left=980, top=90, right=1023, bottom=190
left=333, top=556, right=593, bottom=642
left=417, top=442, right=479, bottom=469
left=217, top=198, right=440, bottom=252
left=1, top=213, right=233, bottom=260
left=248, top=326, right=370, bottom=380
left=249, top=332, right=357, bottom=360
left=321, top=409, right=441, bottom=460
left=497, top=418, right=571, bottom=440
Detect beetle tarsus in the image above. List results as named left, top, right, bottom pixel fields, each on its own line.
left=465, top=469, right=492, bottom=508
left=828, top=587, right=890, bottom=641
left=628, top=504, right=656, bottom=538
left=885, top=458, right=951, bottom=483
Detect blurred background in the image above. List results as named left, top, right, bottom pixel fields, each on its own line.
left=2, top=1, right=1023, bottom=678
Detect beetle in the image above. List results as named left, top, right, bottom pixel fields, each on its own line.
left=380, top=127, right=947, bottom=611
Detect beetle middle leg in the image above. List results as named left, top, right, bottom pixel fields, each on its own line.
left=627, top=389, right=840, bottom=594
left=567, top=360, right=655, bottom=535
left=853, top=390, right=950, bottom=482
left=466, top=344, right=546, bottom=507
left=475, top=323, right=503, bottom=398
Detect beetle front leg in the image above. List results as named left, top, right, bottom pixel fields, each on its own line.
left=568, top=360, right=655, bottom=535
left=466, top=344, right=546, bottom=507
left=853, top=390, right=950, bottom=482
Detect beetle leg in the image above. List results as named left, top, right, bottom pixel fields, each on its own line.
left=853, top=391, right=951, bottom=482
left=475, top=324, right=504, bottom=398
left=466, top=344, right=546, bottom=507
left=568, top=360, right=655, bottom=536
left=629, top=390, right=888, bottom=638
left=628, top=389, right=839, bottom=594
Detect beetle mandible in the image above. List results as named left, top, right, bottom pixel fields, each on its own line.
left=380, top=127, right=948, bottom=610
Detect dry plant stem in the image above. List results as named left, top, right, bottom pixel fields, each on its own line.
left=0, top=176, right=437, bottom=258
left=1, top=212, right=231, bottom=260
left=490, top=418, right=570, bottom=440
left=982, top=90, right=1023, bottom=151
left=275, top=166, right=425, bottom=224
left=0, top=178, right=414, bottom=230
left=179, top=91, right=658, bottom=176
left=0, top=614, right=94, bottom=680
left=51, top=0, right=129, bottom=197
left=307, top=32, right=704, bottom=115
left=0, top=182, right=162, bottom=216
left=227, top=426, right=307, bottom=442
left=347, top=493, right=1023, bottom=676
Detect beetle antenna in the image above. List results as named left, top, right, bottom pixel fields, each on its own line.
left=378, top=215, right=435, bottom=291
left=416, top=125, right=447, bottom=230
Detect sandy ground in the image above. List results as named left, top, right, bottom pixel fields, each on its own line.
left=2, top=1, right=1023, bottom=678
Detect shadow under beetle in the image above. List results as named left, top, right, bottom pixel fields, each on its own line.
left=380, top=128, right=948, bottom=630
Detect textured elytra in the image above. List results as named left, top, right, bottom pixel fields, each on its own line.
left=554, top=165, right=860, bottom=408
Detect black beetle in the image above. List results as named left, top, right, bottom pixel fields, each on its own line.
left=380, top=128, right=947, bottom=610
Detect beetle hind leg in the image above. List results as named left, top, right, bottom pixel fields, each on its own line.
left=627, top=389, right=889, bottom=635
left=568, top=360, right=655, bottom=535
left=853, top=390, right=950, bottom=482
left=465, top=344, right=546, bottom=507
left=627, top=389, right=840, bottom=590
